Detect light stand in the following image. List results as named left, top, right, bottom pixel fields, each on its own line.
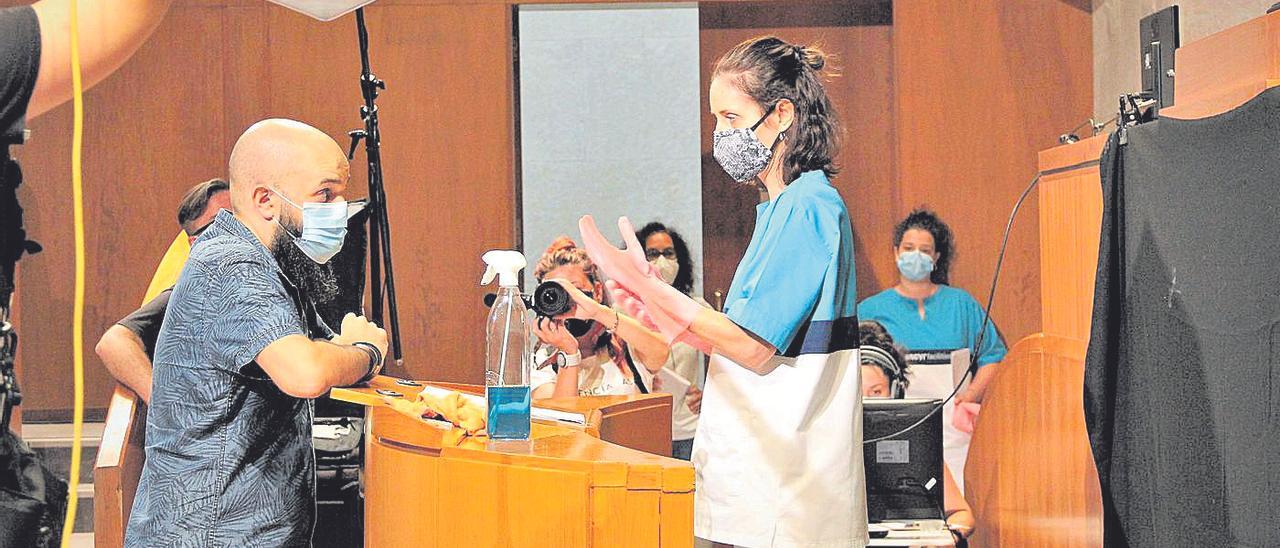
left=1, top=306, right=19, bottom=431
left=0, top=142, right=39, bottom=430
left=346, top=8, right=403, bottom=367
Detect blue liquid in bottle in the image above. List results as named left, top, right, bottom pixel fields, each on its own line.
left=486, top=385, right=531, bottom=439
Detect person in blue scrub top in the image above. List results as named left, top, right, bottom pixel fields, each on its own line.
left=857, top=208, right=1006, bottom=403
left=579, top=36, right=866, bottom=548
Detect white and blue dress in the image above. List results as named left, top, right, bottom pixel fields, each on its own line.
left=693, top=170, right=866, bottom=548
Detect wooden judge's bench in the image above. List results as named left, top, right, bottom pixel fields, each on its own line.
left=330, top=377, right=693, bottom=547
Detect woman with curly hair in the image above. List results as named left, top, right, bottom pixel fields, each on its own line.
left=858, top=208, right=1007, bottom=490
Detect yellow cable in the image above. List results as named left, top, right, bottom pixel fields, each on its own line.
left=62, top=0, right=85, bottom=544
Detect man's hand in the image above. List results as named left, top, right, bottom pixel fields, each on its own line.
left=332, top=313, right=388, bottom=362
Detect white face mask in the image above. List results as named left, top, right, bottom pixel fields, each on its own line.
left=651, top=256, right=679, bottom=286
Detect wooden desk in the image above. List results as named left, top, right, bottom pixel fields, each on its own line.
left=331, top=377, right=694, bottom=547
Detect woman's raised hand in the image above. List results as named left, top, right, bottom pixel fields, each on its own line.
left=607, top=279, right=713, bottom=354
left=545, top=278, right=605, bottom=321
left=578, top=215, right=658, bottom=292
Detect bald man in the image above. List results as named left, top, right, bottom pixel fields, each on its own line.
left=126, top=119, right=387, bottom=546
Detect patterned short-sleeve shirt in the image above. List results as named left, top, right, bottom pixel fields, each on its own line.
left=126, top=210, right=315, bottom=547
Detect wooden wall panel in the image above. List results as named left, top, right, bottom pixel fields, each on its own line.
left=11, top=0, right=516, bottom=413
left=699, top=1, right=897, bottom=304
left=893, top=0, right=1093, bottom=346
left=1037, top=134, right=1105, bottom=341
left=14, top=2, right=232, bottom=414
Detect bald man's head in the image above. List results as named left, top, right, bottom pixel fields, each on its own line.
left=227, top=119, right=351, bottom=245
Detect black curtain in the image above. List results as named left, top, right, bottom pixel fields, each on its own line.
left=1085, top=87, right=1280, bottom=547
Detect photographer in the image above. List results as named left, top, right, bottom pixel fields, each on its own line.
left=529, top=237, right=669, bottom=400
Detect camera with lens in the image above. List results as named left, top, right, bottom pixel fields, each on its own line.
left=482, top=281, right=574, bottom=318
left=530, top=281, right=572, bottom=317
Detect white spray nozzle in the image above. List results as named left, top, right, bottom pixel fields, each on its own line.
left=481, top=250, right=527, bottom=287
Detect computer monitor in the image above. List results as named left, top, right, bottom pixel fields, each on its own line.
left=863, top=398, right=944, bottom=522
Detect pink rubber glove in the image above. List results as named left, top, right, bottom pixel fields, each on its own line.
left=607, top=280, right=713, bottom=354
left=953, top=402, right=981, bottom=434
left=579, top=215, right=704, bottom=339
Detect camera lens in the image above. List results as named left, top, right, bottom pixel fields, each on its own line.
left=533, top=281, right=573, bottom=317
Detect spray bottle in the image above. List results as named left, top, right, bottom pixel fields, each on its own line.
left=480, top=250, right=532, bottom=440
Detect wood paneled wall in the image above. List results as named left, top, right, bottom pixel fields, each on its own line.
left=11, top=0, right=517, bottom=413
left=699, top=1, right=1093, bottom=352
left=892, top=0, right=1093, bottom=345
left=12, top=0, right=1094, bottom=414
left=699, top=1, right=897, bottom=303
left=1037, top=134, right=1106, bottom=341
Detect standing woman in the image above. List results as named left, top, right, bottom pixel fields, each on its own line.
left=636, top=222, right=709, bottom=460
left=581, top=36, right=865, bottom=548
left=857, top=209, right=1006, bottom=491
left=858, top=209, right=1005, bottom=404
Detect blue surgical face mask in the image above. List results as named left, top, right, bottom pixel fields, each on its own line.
left=896, top=250, right=935, bottom=282
left=274, top=191, right=348, bottom=265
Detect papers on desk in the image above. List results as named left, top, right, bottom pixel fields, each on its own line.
left=531, top=407, right=587, bottom=425
left=421, top=384, right=485, bottom=407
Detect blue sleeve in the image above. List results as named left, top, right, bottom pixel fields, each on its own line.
left=726, top=199, right=837, bottom=353
left=208, top=260, right=306, bottom=376
left=967, top=294, right=1007, bottom=366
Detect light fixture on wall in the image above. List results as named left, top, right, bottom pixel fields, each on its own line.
left=264, top=0, right=404, bottom=368
left=266, top=0, right=377, bottom=21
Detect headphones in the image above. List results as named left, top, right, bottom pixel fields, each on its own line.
left=860, top=345, right=906, bottom=399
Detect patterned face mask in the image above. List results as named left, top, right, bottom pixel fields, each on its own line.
left=712, top=103, right=778, bottom=183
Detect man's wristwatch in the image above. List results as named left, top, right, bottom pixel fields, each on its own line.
left=352, top=341, right=384, bottom=384
left=555, top=351, right=582, bottom=369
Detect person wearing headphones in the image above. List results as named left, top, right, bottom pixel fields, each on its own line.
left=858, top=208, right=1006, bottom=490
left=860, top=320, right=975, bottom=547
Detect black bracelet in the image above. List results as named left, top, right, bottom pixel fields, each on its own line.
left=352, top=342, right=383, bottom=384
